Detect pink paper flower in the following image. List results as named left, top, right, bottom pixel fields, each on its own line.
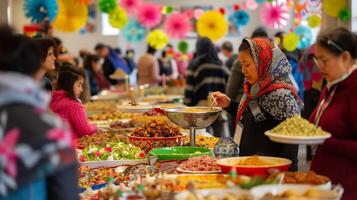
left=137, top=2, right=162, bottom=28
left=119, top=0, right=142, bottom=14
left=0, top=129, right=20, bottom=178
left=164, top=12, right=191, bottom=39
left=260, top=2, right=289, bottom=29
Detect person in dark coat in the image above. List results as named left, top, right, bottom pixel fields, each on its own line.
left=211, top=38, right=302, bottom=170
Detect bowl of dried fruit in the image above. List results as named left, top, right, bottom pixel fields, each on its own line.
left=127, top=120, right=185, bottom=153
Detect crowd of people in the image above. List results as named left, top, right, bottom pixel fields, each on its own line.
left=0, top=22, right=357, bottom=199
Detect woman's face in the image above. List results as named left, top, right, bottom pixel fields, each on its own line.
left=73, top=77, right=84, bottom=98
left=315, top=45, right=349, bottom=82
left=240, top=50, right=259, bottom=85
left=92, top=60, right=101, bottom=72
left=43, top=47, right=56, bottom=72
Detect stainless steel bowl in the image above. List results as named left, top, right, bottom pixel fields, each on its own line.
left=165, top=106, right=222, bottom=147
left=164, top=106, right=222, bottom=129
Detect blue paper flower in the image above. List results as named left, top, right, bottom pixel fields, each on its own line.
left=255, top=0, right=266, bottom=3
left=24, top=0, right=58, bottom=23
left=124, top=20, right=146, bottom=43
left=230, top=10, right=250, bottom=27
left=294, top=25, right=312, bottom=49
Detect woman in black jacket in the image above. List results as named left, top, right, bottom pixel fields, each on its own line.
left=211, top=38, right=302, bottom=170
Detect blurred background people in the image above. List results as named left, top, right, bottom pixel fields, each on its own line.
left=185, top=37, right=230, bottom=137
left=83, top=54, right=110, bottom=96
left=137, top=45, right=161, bottom=85
left=221, top=41, right=238, bottom=70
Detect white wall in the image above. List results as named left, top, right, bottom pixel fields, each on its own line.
left=8, top=0, right=294, bottom=59
left=0, top=0, right=9, bottom=24
left=352, top=0, right=357, bottom=32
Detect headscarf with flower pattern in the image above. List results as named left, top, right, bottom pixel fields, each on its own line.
left=236, top=38, right=302, bottom=122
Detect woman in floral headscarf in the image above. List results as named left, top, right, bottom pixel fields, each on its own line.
left=212, top=38, right=302, bottom=170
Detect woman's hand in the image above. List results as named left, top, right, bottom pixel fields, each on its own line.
left=210, top=92, right=231, bottom=108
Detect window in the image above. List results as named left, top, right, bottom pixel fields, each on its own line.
left=101, top=13, right=120, bottom=35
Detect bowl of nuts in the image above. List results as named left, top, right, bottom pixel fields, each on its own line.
left=127, top=120, right=185, bottom=153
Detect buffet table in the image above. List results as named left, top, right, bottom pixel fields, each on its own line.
left=78, top=92, right=342, bottom=200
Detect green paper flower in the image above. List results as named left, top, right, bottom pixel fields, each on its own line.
left=99, top=0, right=117, bottom=13
left=178, top=41, right=189, bottom=54
left=166, top=6, right=174, bottom=14
left=339, top=7, right=351, bottom=21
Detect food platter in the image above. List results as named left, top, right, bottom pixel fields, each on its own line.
left=217, top=156, right=291, bottom=176
left=250, top=184, right=343, bottom=200
left=176, top=155, right=221, bottom=174
left=175, top=188, right=253, bottom=200
left=176, top=167, right=221, bottom=174
left=141, top=95, right=184, bottom=103
left=90, top=91, right=121, bottom=101
left=265, top=116, right=331, bottom=145
left=148, top=147, right=212, bottom=161
left=79, top=159, right=148, bottom=168
left=265, top=131, right=331, bottom=144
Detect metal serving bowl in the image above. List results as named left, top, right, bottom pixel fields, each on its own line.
left=164, top=107, right=222, bottom=146
left=164, top=106, right=222, bottom=129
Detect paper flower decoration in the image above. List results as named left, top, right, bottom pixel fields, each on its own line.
left=119, top=0, right=142, bottom=14
left=24, top=0, right=58, bottom=23
left=246, top=0, right=258, bottom=10
left=231, top=10, right=250, bottom=27
left=323, top=0, right=347, bottom=17
left=194, top=9, right=204, bottom=20
left=77, top=0, right=92, bottom=5
left=283, top=32, right=299, bottom=52
left=124, top=20, right=146, bottom=42
left=307, top=14, right=321, bottom=28
left=108, top=6, right=128, bottom=28
left=260, top=2, right=289, bottom=29
left=256, top=0, right=265, bottom=4
left=147, top=29, right=168, bottom=50
left=53, top=0, right=88, bottom=32
left=184, top=9, right=194, bottom=19
left=294, top=25, right=312, bottom=49
left=219, top=8, right=225, bottom=15
left=339, top=7, right=351, bottom=21
left=196, top=11, right=228, bottom=42
left=164, top=12, right=191, bottom=39
left=99, top=0, right=117, bottom=13
left=178, top=41, right=189, bottom=54
left=233, top=4, right=240, bottom=11
left=137, top=3, right=162, bottom=28
left=162, top=6, right=174, bottom=14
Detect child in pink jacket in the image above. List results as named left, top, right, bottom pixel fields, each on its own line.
left=50, top=65, right=96, bottom=138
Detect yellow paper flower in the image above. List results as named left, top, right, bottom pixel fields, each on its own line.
left=53, top=0, right=88, bottom=32
left=147, top=29, right=168, bottom=50
left=196, top=10, right=228, bottom=41
left=283, top=32, right=299, bottom=52
left=109, top=6, right=128, bottom=29
left=323, top=0, right=347, bottom=17
left=307, top=15, right=321, bottom=28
